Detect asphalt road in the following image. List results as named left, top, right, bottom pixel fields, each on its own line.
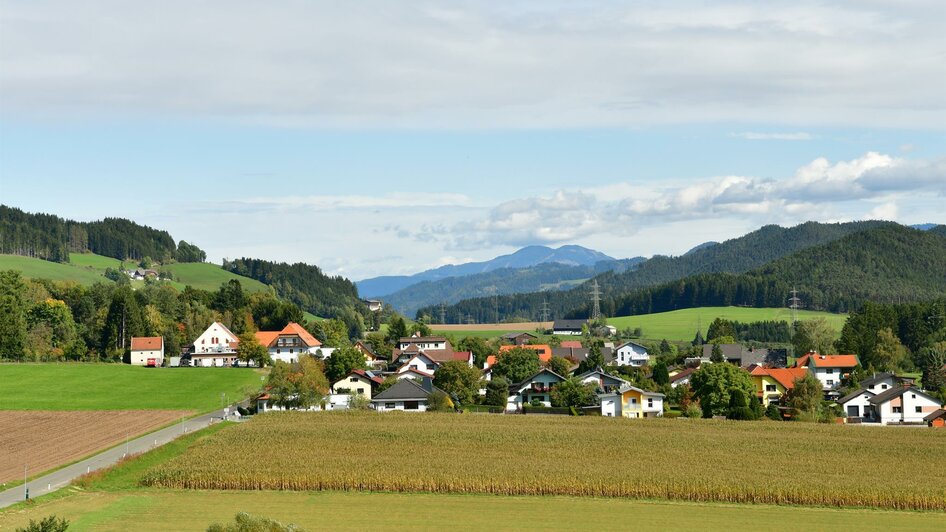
left=0, top=407, right=234, bottom=509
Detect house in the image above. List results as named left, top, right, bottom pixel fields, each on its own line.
left=838, top=389, right=878, bottom=421
left=867, top=385, right=942, bottom=424
left=126, top=268, right=159, bottom=280
left=501, top=332, right=537, bottom=345
left=189, top=321, right=240, bottom=367
left=371, top=378, right=441, bottom=412
left=701, top=343, right=782, bottom=368
left=859, top=372, right=915, bottom=394
left=507, top=368, right=567, bottom=411
left=130, top=336, right=164, bottom=367
left=397, top=335, right=450, bottom=351
left=353, top=340, right=386, bottom=369
left=575, top=368, right=629, bottom=392
left=749, top=366, right=809, bottom=406
left=670, top=367, right=697, bottom=388
left=614, top=341, right=650, bottom=367
left=924, top=409, right=946, bottom=428
left=559, top=340, right=582, bottom=349
left=396, top=353, right=440, bottom=376
left=396, top=367, right=436, bottom=381
left=391, top=336, right=454, bottom=366
left=794, top=353, right=859, bottom=396
left=331, top=369, right=384, bottom=400
left=551, top=346, right=616, bottom=365
left=255, top=322, right=322, bottom=364
left=552, top=319, right=587, bottom=335
left=363, top=299, right=383, bottom=312
left=598, top=384, right=665, bottom=418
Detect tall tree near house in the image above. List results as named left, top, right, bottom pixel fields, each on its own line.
left=484, top=376, right=510, bottom=407
left=323, top=344, right=367, bottom=383
left=577, top=339, right=605, bottom=373
left=706, top=318, right=736, bottom=342
left=710, top=343, right=724, bottom=363
left=690, top=362, right=755, bottom=418
left=385, top=315, right=408, bottom=344
left=872, top=327, right=911, bottom=372
left=458, top=336, right=494, bottom=368
left=492, top=347, right=541, bottom=384
left=237, top=331, right=271, bottom=368
left=294, top=356, right=330, bottom=409
left=433, top=360, right=483, bottom=406
left=919, top=342, right=946, bottom=393
left=652, top=360, right=670, bottom=386
left=785, top=374, right=823, bottom=420
left=550, top=377, right=597, bottom=408
left=793, top=318, right=838, bottom=356
left=101, top=286, right=145, bottom=360
left=545, top=356, right=572, bottom=378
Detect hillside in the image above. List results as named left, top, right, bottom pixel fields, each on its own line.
left=160, top=262, right=271, bottom=293
left=357, top=244, right=616, bottom=298
left=421, top=220, right=893, bottom=322
left=385, top=258, right=644, bottom=317
left=0, top=254, right=111, bottom=286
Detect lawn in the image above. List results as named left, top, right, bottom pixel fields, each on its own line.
left=144, top=412, right=946, bottom=510
left=159, top=262, right=272, bottom=293
left=3, top=490, right=943, bottom=532
left=608, top=306, right=848, bottom=341
left=0, top=364, right=264, bottom=412
left=0, top=254, right=108, bottom=285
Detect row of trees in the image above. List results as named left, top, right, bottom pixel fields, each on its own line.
left=0, top=205, right=207, bottom=264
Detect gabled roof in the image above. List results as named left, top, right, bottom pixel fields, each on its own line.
left=501, top=332, right=537, bottom=340
left=617, top=341, right=648, bottom=351
left=510, top=368, right=566, bottom=392
left=489, top=346, right=553, bottom=368
left=398, top=336, right=448, bottom=344
left=131, top=336, right=163, bottom=351
left=924, top=409, right=946, bottom=422
left=211, top=321, right=238, bottom=340
left=607, top=383, right=665, bottom=398
left=750, top=366, right=809, bottom=390
left=575, top=368, right=629, bottom=386
left=559, top=340, right=583, bottom=349
left=867, top=385, right=939, bottom=405
left=795, top=353, right=859, bottom=369
left=280, top=322, right=321, bottom=347
left=371, top=379, right=433, bottom=401
left=396, top=367, right=436, bottom=379
left=334, top=369, right=384, bottom=387
left=552, top=319, right=587, bottom=330
left=353, top=340, right=377, bottom=357
left=670, top=367, right=697, bottom=383
left=255, top=331, right=281, bottom=347
left=837, top=388, right=875, bottom=405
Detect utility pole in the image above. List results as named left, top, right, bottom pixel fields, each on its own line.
left=493, top=295, right=499, bottom=324
left=590, top=280, right=602, bottom=321
left=439, top=302, right=446, bottom=325
left=541, top=300, right=551, bottom=324
left=789, top=287, right=802, bottom=326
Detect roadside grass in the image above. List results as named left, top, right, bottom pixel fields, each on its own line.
left=0, top=364, right=264, bottom=412
left=2, top=490, right=944, bottom=531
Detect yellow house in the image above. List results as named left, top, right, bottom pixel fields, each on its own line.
left=750, top=367, right=808, bottom=406
left=599, top=385, right=664, bottom=418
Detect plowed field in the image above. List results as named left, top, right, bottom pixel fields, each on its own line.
left=0, top=410, right=190, bottom=483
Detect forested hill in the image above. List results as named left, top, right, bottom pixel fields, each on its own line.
left=222, top=258, right=363, bottom=320
left=420, top=220, right=893, bottom=322
left=0, top=205, right=206, bottom=263
left=384, top=258, right=644, bottom=317
left=597, top=224, right=946, bottom=316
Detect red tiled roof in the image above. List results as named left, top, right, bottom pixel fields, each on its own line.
left=560, top=341, right=582, bottom=349
left=131, top=337, right=163, bottom=351
left=255, top=331, right=281, bottom=347
left=751, top=366, right=809, bottom=390
left=348, top=369, right=384, bottom=385
left=670, top=367, right=696, bottom=383
left=808, top=353, right=858, bottom=368
left=492, top=345, right=553, bottom=366
left=280, top=322, right=321, bottom=347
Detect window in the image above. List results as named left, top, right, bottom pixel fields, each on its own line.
left=357, top=389, right=364, bottom=395
left=893, top=406, right=902, bottom=413
left=827, top=380, right=834, bottom=386
left=350, top=377, right=359, bottom=383
left=385, top=403, right=395, bottom=409
left=647, top=398, right=654, bottom=408
left=826, top=368, right=834, bottom=375
left=765, top=384, right=777, bottom=392
left=881, top=384, right=888, bottom=390
left=404, top=401, right=419, bottom=410
left=911, top=394, right=916, bottom=399
left=868, top=385, right=874, bottom=390
left=916, top=406, right=922, bottom=413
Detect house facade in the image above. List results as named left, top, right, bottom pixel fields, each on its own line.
left=615, top=341, right=649, bottom=367
left=552, top=319, right=586, bottom=335
left=371, top=378, right=439, bottom=412
left=506, top=368, right=566, bottom=411
left=749, top=367, right=808, bottom=406
left=599, top=385, right=665, bottom=418
left=130, top=336, right=164, bottom=366
left=331, top=369, right=383, bottom=400
left=256, top=322, right=322, bottom=364
left=190, top=321, right=240, bottom=367
left=868, top=386, right=941, bottom=424
left=795, top=353, right=859, bottom=395
left=575, top=368, right=628, bottom=392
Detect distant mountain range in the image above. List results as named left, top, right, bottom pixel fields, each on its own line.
left=421, top=221, right=946, bottom=322
left=357, top=245, right=617, bottom=299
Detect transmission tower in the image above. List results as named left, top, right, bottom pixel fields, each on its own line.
left=439, top=302, right=446, bottom=324
left=540, top=300, right=551, bottom=323
left=590, top=280, right=602, bottom=321
left=788, top=287, right=802, bottom=326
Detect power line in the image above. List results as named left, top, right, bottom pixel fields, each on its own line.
left=439, top=302, right=446, bottom=325
left=540, top=300, right=551, bottom=323
left=590, top=280, right=602, bottom=321
left=789, top=287, right=802, bottom=326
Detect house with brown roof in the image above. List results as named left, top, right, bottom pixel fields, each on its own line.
left=353, top=340, right=386, bottom=369
left=331, top=369, right=384, bottom=400
left=257, top=322, right=323, bottom=364
left=669, top=366, right=697, bottom=388
left=924, top=409, right=946, bottom=428
left=130, top=336, right=164, bottom=367
left=868, top=385, right=942, bottom=424
left=794, top=352, right=859, bottom=396
left=501, top=332, right=538, bottom=345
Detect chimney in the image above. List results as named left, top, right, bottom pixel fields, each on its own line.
left=421, top=376, right=434, bottom=393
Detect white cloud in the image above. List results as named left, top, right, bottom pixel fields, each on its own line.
left=1, top=1, right=944, bottom=129
left=867, top=201, right=898, bottom=221
left=731, top=132, right=813, bottom=140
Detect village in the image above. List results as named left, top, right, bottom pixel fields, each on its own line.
left=126, top=318, right=946, bottom=428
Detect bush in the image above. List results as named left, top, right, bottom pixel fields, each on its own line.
left=207, top=512, right=302, bottom=532
left=684, top=404, right=703, bottom=418
left=427, top=390, right=454, bottom=412
left=765, top=403, right=782, bottom=421
left=348, top=393, right=371, bottom=410
left=664, top=411, right=682, bottom=419
left=15, top=516, right=69, bottom=532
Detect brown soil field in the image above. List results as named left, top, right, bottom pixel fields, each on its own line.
left=430, top=322, right=551, bottom=331
left=0, top=410, right=191, bottom=484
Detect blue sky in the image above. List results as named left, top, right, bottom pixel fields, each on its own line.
left=1, top=1, right=944, bottom=279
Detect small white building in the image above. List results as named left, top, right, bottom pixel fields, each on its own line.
left=868, top=386, right=942, bottom=424
left=396, top=353, right=440, bottom=376
left=256, top=322, right=323, bottom=364
left=190, top=321, right=240, bottom=367
left=797, top=353, right=860, bottom=395
left=130, top=336, right=164, bottom=366
left=371, top=378, right=438, bottom=412
left=614, top=341, right=650, bottom=367
left=506, top=368, right=566, bottom=412
left=838, top=389, right=878, bottom=421
left=598, top=384, right=665, bottom=418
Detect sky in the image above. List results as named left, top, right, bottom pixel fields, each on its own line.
left=1, top=1, right=944, bottom=280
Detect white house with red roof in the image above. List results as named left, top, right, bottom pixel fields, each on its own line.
left=795, top=352, right=859, bottom=396
left=256, top=322, right=323, bottom=364
left=130, top=336, right=164, bottom=366
left=190, top=322, right=240, bottom=367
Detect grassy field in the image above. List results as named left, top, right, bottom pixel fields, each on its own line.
left=607, top=306, right=848, bottom=341
left=144, top=412, right=946, bottom=510
left=4, top=490, right=944, bottom=532
left=159, top=262, right=271, bottom=293
left=0, top=364, right=264, bottom=411
left=0, top=254, right=109, bottom=285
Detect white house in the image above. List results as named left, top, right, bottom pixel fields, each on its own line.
left=838, top=389, right=878, bottom=421
left=371, top=378, right=439, bottom=412
left=575, top=368, right=628, bottom=391
left=796, top=353, right=860, bottom=395
left=331, top=369, right=384, bottom=400
left=669, top=367, right=697, bottom=388
left=868, top=386, right=942, bottom=424
left=130, top=336, right=164, bottom=366
left=552, top=319, right=586, bottom=336
left=256, top=322, right=322, bottom=364
left=615, top=341, right=650, bottom=367
left=396, top=353, right=440, bottom=376
left=506, top=368, right=566, bottom=412
left=397, top=335, right=450, bottom=351
left=190, top=322, right=240, bottom=367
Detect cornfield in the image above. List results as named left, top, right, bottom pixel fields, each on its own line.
left=142, top=412, right=946, bottom=510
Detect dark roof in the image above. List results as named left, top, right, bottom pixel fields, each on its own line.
left=552, top=319, right=587, bottom=330
left=867, top=385, right=938, bottom=405
left=510, top=368, right=566, bottom=391
left=551, top=346, right=615, bottom=365
left=858, top=372, right=914, bottom=387
left=501, top=332, right=537, bottom=340
left=617, top=341, right=648, bottom=351
left=371, top=379, right=432, bottom=401
left=701, top=343, right=784, bottom=368
left=399, top=336, right=448, bottom=343
left=575, top=368, right=629, bottom=386
left=924, top=409, right=946, bottom=422
left=837, top=388, right=874, bottom=405
left=670, top=367, right=697, bottom=383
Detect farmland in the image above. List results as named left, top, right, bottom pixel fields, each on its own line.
left=0, top=254, right=109, bottom=286
left=0, top=410, right=188, bottom=484
left=159, top=262, right=271, bottom=293
left=143, top=412, right=946, bottom=510
left=0, top=364, right=263, bottom=411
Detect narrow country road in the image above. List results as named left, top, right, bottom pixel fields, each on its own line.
left=0, top=407, right=234, bottom=509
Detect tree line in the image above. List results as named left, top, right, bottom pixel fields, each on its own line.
left=0, top=205, right=206, bottom=264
